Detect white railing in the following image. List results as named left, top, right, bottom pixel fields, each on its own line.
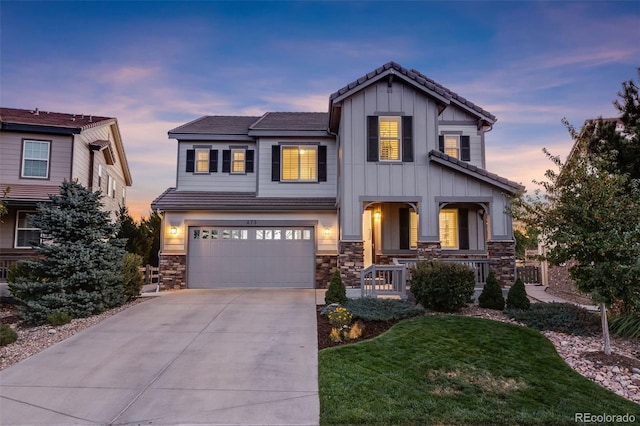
left=393, top=258, right=490, bottom=286
left=360, top=264, right=407, bottom=299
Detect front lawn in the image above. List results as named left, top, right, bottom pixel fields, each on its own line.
left=319, top=315, right=640, bottom=425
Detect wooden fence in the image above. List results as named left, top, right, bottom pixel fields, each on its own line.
left=517, top=266, right=541, bottom=284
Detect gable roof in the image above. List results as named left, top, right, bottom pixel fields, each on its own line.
left=328, top=62, right=496, bottom=132
left=0, top=107, right=114, bottom=134
left=428, top=149, right=523, bottom=194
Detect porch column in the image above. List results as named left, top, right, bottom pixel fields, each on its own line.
left=159, top=254, right=186, bottom=290
left=416, top=241, right=442, bottom=260
left=338, top=240, right=364, bottom=288
left=487, top=240, right=516, bottom=286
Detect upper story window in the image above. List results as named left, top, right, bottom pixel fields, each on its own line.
left=195, top=149, right=210, bottom=173
left=15, top=211, right=41, bottom=248
left=379, top=117, right=401, bottom=161
left=231, top=149, right=246, bottom=174
left=21, top=140, right=50, bottom=178
left=271, top=145, right=327, bottom=183
left=439, top=134, right=471, bottom=161
left=282, top=146, right=317, bottom=181
left=367, top=116, right=413, bottom=163
left=107, top=175, right=116, bottom=199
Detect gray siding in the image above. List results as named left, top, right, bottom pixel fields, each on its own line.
left=176, top=142, right=257, bottom=192
left=0, top=131, right=72, bottom=185
left=439, top=105, right=477, bottom=122
left=437, top=124, right=483, bottom=167
left=257, top=137, right=337, bottom=198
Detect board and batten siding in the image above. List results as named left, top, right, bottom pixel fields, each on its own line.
left=437, top=124, right=483, bottom=168
left=338, top=81, right=439, bottom=238
left=0, top=131, right=73, bottom=185
left=161, top=210, right=338, bottom=255
left=257, top=137, right=337, bottom=198
left=176, top=141, right=257, bottom=192
left=72, top=123, right=129, bottom=214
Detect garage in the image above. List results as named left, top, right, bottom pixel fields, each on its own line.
left=187, top=226, right=315, bottom=288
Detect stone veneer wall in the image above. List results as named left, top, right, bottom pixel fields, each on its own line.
left=546, top=262, right=592, bottom=305
left=159, top=254, right=186, bottom=290
left=338, top=241, right=363, bottom=288
left=316, top=255, right=338, bottom=289
left=416, top=241, right=443, bottom=259
left=487, top=240, right=516, bottom=286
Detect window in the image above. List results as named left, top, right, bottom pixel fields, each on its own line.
left=98, top=165, right=103, bottom=189
left=282, top=146, right=317, bottom=181
left=444, top=135, right=459, bottom=159
left=15, top=211, right=40, bottom=248
left=379, top=117, right=401, bottom=161
left=195, top=149, right=210, bottom=173
left=439, top=209, right=459, bottom=249
left=107, top=175, right=116, bottom=198
left=410, top=211, right=418, bottom=249
left=231, top=149, right=245, bottom=173
left=21, top=140, right=50, bottom=178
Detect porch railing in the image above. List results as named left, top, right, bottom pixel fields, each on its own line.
left=360, top=264, right=407, bottom=299
left=393, top=258, right=490, bottom=287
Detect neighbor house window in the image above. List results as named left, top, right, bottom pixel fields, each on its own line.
left=195, top=149, right=209, bottom=173
left=15, top=211, right=40, bottom=248
left=21, top=140, right=50, bottom=178
left=444, top=135, right=459, bottom=159
left=98, top=165, right=103, bottom=189
left=439, top=209, right=459, bottom=249
left=379, top=116, right=401, bottom=161
left=282, top=146, right=317, bottom=181
left=107, top=175, right=116, bottom=199
left=231, top=149, right=246, bottom=173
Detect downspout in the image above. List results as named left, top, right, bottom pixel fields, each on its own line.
left=479, top=119, right=493, bottom=170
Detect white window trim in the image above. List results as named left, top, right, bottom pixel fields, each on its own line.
left=231, top=148, right=246, bottom=174
left=21, top=140, right=51, bottom=179
left=281, top=145, right=318, bottom=182
left=15, top=210, right=40, bottom=248
left=195, top=148, right=210, bottom=174
left=379, top=116, right=402, bottom=162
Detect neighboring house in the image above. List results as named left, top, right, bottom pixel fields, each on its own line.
left=151, top=62, right=522, bottom=291
left=0, top=107, right=132, bottom=280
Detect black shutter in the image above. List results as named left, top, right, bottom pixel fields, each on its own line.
left=222, top=150, right=231, bottom=173
left=367, top=116, right=379, bottom=162
left=246, top=150, right=254, bottom=173
left=186, top=149, right=195, bottom=172
left=209, top=150, right=218, bottom=172
left=458, top=208, right=469, bottom=250
left=461, top=136, right=470, bottom=161
left=318, top=145, right=327, bottom=182
left=399, top=208, right=410, bottom=250
left=402, top=116, right=413, bottom=162
left=271, top=145, right=280, bottom=181
left=438, top=135, right=444, bottom=153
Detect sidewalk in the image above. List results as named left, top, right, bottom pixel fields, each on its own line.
left=525, top=284, right=599, bottom=311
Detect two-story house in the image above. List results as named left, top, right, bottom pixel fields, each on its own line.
left=0, top=107, right=133, bottom=279
left=151, top=62, right=522, bottom=291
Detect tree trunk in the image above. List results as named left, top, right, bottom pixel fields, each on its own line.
left=600, top=302, right=611, bottom=355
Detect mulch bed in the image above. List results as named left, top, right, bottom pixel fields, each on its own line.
left=317, top=311, right=400, bottom=350
left=583, top=351, right=640, bottom=371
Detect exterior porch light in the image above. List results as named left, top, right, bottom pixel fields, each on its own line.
left=324, top=227, right=331, bottom=236
left=170, top=226, right=178, bottom=236
left=374, top=211, right=381, bottom=220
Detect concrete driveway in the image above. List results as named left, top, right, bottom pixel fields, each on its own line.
left=0, top=289, right=319, bottom=425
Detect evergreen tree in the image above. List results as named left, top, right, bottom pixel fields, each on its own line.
left=9, top=181, right=126, bottom=324
left=478, top=271, right=505, bottom=310
left=506, top=278, right=530, bottom=310
left=325, top=270, right=347, bottom=305
left=117, top=206, right=152, bottom=265
left=141, top=211, right=161, bottom=267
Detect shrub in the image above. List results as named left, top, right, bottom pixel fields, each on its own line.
left=506, top=278, right=530, bottom=310
left=344, top=297, right=424, bottom=321
left=348, top=321, right=365, bottom=339
left=122, top=253, right=144, bottom=300
left=46, top=311, right=72, bottom=326
left=0, top=324, right=18, bottom=346
left=478, top=271, right=505, bottom=310
left=325, top=270, right=347, bottom=305
left=410, top=261, right=475, bottom=312
left=505, top=302, right=600, bottom=336
left=328, top=307, right=353, bottom=329
left=609, top=313, right=640, bottom=339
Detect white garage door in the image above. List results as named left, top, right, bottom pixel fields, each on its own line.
left=188, top=226, right=315, bottom=288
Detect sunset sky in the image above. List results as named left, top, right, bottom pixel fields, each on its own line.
left=2, top=1, right=638, bottom=219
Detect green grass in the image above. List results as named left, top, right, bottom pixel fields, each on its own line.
left=319, top=316, right=640, bottom=425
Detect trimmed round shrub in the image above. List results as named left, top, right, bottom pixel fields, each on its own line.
left=0, top=324, right=18, bottom=346
left=47, top=311, right=72, bottom=326
left=325, top=269, right=347, bottom=305
left=122, top=253, right=144, bottom=300
left=478, top=271, right=505, bottom=310
left=506, top=277, right=530, bottom=310
left=410, top=260, right=475, bottom=312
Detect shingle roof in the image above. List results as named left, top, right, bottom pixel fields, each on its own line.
left=428, top=150, right=523, bottom=193
left=250, top=112, right=328, bottom=131
left=169, top=116, right=260, bottom=135
left=329, top=61, right=496, bottom=123
left=151, top=188, right=336, bottom=211
left=0, top=107, right=114, bottom=130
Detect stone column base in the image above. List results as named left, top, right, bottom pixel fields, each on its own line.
left=338, top=241, right=364, bottom=288
left=159, top=254, right=186, bottom=290
left=487, top=240, right=516, bottom=286
left=417, top=241, right=442, bottom=260
left=316, top=255, right=338, bottom=289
